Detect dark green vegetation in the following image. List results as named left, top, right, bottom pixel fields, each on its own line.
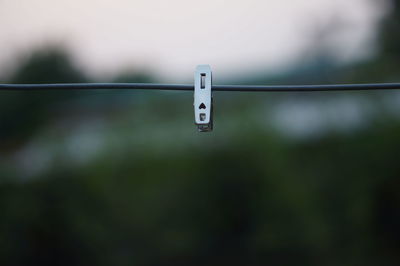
left=1, top=1, right=400, bottom=265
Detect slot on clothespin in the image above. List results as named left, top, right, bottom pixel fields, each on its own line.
left=194, top=65, right=213, bottom=132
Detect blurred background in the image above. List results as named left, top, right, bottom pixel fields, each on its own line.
left=1, top=0, right=400, bottom=265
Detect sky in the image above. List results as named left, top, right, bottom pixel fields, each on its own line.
left=0, top=0, right=388, bottom=81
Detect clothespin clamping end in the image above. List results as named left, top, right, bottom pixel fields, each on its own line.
left=194, top=65, right=213, bottom=132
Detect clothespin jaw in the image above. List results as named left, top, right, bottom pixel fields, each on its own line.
left=194, top=65, right=213, bottom=132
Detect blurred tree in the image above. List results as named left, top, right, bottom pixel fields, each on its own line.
left=0, top=48, right=86, bottom=150
left=379, top=0, right=400, bottom=61
left=9, top=48, right=86, bottom=84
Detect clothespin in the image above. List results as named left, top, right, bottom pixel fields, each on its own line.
left=194, top=65, right=213, bottom=132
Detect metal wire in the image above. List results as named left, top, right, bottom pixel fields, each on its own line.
left=1, top=82, right=400, bottom=92
left=0, top=83, right=193, bottom=91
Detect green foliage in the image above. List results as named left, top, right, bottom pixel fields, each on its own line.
left=0, top=48, right=86, bottom=149
left=1, top=126, right=400, bottom=265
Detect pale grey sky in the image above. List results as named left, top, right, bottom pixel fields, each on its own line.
left=0, top=0, right=388, bottom=81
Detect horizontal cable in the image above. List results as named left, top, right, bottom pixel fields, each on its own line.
left=214, top=83, right=400, bottom=92
left=1, top=83, right=400, bottom=92
left=0, top=83, right=193, bottom=91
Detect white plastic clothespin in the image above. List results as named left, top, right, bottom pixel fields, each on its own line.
left=194, top=65, right=213, bottom=132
